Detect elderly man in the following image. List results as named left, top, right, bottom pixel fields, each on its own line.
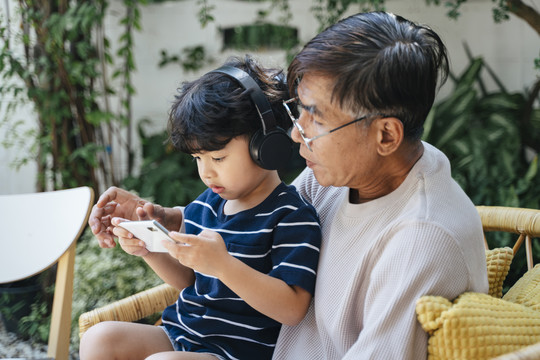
left=273, top=11, right=487, bottom=359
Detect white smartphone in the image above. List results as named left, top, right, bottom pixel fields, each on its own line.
left=118, top=220, right=175, bottom=253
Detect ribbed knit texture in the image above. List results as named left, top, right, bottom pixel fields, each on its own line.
left=272, top=142, right=489, bottom=360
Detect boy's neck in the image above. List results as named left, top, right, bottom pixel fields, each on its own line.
left=223, top=172, right=281, bottom=215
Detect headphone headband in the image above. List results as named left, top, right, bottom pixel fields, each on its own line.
left=207, top=65, right=292, bottom=170
left=210, top=66, right=276, bottom=134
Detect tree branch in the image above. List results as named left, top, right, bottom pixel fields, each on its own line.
left=507, top=0, right=540, bottom=37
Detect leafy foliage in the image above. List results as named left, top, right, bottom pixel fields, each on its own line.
left=424, top=56, right=540, bottom=209
left=222, top=23, right=299, bottom=51
left=0, top=0, right=145, bottom=192
left=158, top=45, right=213, bottom=72
left=311, top=0, right=385, bottom=30
left=0, top=273, right=52, bottom=342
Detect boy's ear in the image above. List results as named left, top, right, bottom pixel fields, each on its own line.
left=374, top=117, right=404, bottom=156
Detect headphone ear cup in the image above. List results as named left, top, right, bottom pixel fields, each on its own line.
left=250, top=128, right=293, bottom=170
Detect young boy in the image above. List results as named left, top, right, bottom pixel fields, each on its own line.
left=80, top=55, right=321, bottom=360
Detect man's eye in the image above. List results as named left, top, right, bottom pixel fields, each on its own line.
left=300, top=104, right=315, bottom=115
left=212, top=157, right=224, bottom=162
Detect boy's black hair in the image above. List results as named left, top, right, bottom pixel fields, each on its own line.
left=168, top=55, right=292, bottom=154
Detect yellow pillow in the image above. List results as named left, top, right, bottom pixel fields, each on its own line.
left=503, top=264, right=540, bottom=311
left=416, top=292, right=540, bottom=360
left=485, top=247, right=513, bottom=298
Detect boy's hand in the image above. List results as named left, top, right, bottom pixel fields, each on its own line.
left=163, top=230, right=229, bottom=277
left=112, top=217, right=150, bottom=257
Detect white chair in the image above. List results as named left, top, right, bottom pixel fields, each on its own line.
left=0, top=186, right=94, bottom=360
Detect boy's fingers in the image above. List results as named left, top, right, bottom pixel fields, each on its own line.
left=169, top=232, right=194, bottom=245
left=111, top=220, right=134, bottom=239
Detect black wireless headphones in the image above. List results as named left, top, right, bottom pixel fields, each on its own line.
left=210, top=66, right=293, bottom=170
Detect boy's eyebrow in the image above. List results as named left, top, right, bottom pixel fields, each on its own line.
left=297, top=98, right=323, bottom=117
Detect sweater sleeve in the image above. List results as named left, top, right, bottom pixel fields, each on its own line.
left=342, top=222, right=473, bottom=360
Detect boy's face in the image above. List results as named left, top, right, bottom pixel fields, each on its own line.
left=191, top=136, right=275, bottom=204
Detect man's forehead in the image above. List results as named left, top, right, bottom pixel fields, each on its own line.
left=297, top=75, right=337, bottom=109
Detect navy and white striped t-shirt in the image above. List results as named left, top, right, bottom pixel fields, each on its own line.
left=162, top=182, right=321, bottom=359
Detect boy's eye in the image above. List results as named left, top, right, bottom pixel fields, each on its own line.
left=212, top=157, right=224, bottom=162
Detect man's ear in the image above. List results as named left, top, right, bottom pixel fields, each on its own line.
left=375, top=117, right=404, bottom=156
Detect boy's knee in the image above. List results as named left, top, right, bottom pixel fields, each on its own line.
left=80, top=321, right=120, bottom=358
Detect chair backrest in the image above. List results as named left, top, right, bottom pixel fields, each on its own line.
left=477, top=206, right=540, bottom=270
left=0, top=186, right=94, bottom=360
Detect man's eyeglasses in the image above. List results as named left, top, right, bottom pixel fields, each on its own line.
left=283, top=97, right=387, bottom=152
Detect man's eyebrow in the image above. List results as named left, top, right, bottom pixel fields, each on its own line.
left=297, top=98, right=323, bottom=117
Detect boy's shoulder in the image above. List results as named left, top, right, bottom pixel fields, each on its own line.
left=270, top=182, right=318, bottom=214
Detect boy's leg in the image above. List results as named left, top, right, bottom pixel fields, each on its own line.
left=79, top=321, right=173, bottom=360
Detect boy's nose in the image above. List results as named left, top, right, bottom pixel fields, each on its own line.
left=199, top=163, right=214, bottom=179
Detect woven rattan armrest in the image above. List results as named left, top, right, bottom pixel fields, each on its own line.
left=78, top=283, right=179, bottom=338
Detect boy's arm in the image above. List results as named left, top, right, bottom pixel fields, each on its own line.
left=215, top=254, right=312, bottom=326
left=163, top=230, right=313, bottom=326
left=142, top=252, right=195, bottom=291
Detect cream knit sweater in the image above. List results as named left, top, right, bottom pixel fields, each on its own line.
left=273, top=142, right=488, bottom=360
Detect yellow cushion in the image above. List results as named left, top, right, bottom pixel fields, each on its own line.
left=416, top=292, right=540, bottom=360
left=485, top=247, right=513, bottom=298
left=503, top=264, right=540, bottom=311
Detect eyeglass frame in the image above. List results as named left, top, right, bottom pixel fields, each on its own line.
left=282, top=97, right=390, bottom=152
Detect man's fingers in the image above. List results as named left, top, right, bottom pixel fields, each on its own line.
left=96, top=187, right=118, bottom=208
left=142, top=203, right=165, bottom=223
left=136, top=206, right=149, bottom=220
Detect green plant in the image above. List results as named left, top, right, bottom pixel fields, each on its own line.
left=19, top=300, right=51, bottom=343
left=425, top=0, right=540, bottom=36
left=423, top=55, right=540, bottom=208
left=0, top=272, right=53, bottom=342
left=158, top=45, right=213, bottom=72
left=222, top=23, right=299, bottom=51
left=0, top=0, right=146, bottom=192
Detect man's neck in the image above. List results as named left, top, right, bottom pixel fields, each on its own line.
left=349, top=142, right=424, bottom=204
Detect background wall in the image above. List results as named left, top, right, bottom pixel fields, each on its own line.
left=1, top=0, right=538, bottom=195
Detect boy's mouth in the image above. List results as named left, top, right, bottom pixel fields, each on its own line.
left=210, top=185, right=224, bottom=194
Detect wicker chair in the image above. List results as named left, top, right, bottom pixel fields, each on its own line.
left=79, top=205, right=540, bottom=359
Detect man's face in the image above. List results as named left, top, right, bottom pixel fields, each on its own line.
left=292, top=73, right=379, bottom=189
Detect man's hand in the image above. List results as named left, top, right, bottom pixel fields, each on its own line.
left=88, top=187, right=147, bottom=248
